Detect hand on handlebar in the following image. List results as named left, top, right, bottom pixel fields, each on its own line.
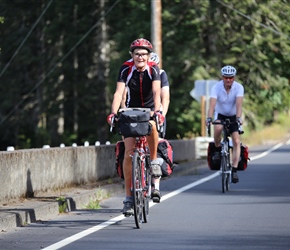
left=107, top=113, right=118, bottom=133
left=236, top=117, right=243, bottom=125
left=154, top=111, right=164, bottom=126
left=106, top=113, right=117, bottom=125
left=206, top=117, right=212, bottom=127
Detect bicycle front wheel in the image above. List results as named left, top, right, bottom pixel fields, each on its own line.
left=143, top=155, right=151, bottom=223
left=225, top=155, right=231, bottom=191
left=132, top=150, right=143, bottom=229
left=221, top=155, right=227, bottom=193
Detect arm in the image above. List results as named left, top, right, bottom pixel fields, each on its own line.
left=207, top=97, right=217, bottom=119
left=121, top=87, right=127, bottom=108
left=161, top=86, right=170, bottom=116
left=236, top=96, right=243, bottom=119
left=111, top=81, right=126, bottom=114
left=152, top=79, right=161, bottom=112
left=160, top=70, right=170, bottom=116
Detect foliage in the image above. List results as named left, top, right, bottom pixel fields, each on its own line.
left=0, top=0, right=289, bottom=149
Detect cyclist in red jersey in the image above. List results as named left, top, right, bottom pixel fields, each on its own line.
left=107, top=38, right=164, bottom=215
left=121, top=52, right=170, bottom=137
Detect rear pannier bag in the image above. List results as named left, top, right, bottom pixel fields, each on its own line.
left=207, top=141, right=250, bottom=171
left=118, top=110, right=152, bottom=138
left=115, top=140, right=125, bottom=179
left=237, top=144, right=249, bottom=171
left=207, top=141, right=221, bottom=171
left=157, top=139, right=176, bottom=177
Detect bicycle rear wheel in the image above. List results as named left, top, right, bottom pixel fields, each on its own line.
left=132, top=150, right=143, bottom=229
left=143, top=155, right=151, bottom=223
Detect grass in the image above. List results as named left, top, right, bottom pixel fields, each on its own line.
left=242, top=114, right=290, bottom=147
left=56, top=196, right=68, bottom=213
left=85, top=187, right=111, bottom=210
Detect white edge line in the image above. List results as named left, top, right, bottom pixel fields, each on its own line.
left=43, top=173, right=219, bottom=250
left=250, top=142, right=283, bottom=161
left=42, top=215, right=126, bottom=250
left=43, top=141, right=285, bottom=249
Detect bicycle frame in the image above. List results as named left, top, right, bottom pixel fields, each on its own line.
left=130, top=136, right=151, bottom=197
left=110, top=107, right=160, bottom=228
left=211, top=119, right=234, bottom=193
left=220, top=121, right=232, bottom=193
left=130, top=135, right=151, bottom=228
left=111, top=108, right=152, bottom=228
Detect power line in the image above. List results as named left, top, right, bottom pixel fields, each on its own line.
left=216, top=0, right=290, bottom=40
left=0, top=0, right=121, bottom=128
left=0, top=0, right=54, bottom=79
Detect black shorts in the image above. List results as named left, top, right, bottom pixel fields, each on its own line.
left=217, top=114, right=238, bottom=134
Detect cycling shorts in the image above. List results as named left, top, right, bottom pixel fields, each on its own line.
left=216, top=114, right=239, bottom=134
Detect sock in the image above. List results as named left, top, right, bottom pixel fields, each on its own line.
left=232, top=167, right=237, bottom=173
left=152, top=177, right=161, bottom=190
left=154, top=182, right=160, bottom=190
left=124, top=196, right=133, bottom=203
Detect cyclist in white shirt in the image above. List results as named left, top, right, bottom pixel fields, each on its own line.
left=206, top=65, right=244, bottom=183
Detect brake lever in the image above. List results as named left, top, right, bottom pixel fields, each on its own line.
left=110, top=116, right=115, bottom=133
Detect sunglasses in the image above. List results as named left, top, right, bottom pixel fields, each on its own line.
left=133, top=53, right=149, bottom=58
left=223, top=76, right=234, bottom=80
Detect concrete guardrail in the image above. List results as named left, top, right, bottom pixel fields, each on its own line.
left=0, top=139, right=198, bottom=203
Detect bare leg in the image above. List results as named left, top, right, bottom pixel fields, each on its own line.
left=213, top=121, right=223, bottom=148
left=123, top=137, right=135, bottom=197
left=231, top=131, right=241, bottom=168
left=146, top=120, right=159, bottom=160
left=147, top=120, right=162, bottom=202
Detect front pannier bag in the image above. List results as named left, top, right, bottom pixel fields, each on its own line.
left=115, top=140, right=125, bottom=179
left=118, top=109, right=152, bottom=137
left=207, top=141, right=221, bottom=170
left=237, top=144, right=250, bottom=170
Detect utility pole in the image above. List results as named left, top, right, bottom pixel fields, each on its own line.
left=151, top=0, right=162, bottom=68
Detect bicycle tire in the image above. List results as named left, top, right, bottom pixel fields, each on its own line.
left=221, top=155, right=227, bottom=193
left=143, top=155, right=151, bottom=223
left=132, top=150, right=143, bottom=229
left=225, top=155, right=231, bottom=191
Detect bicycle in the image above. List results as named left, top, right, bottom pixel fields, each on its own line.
left=110, top=108, right=155, bottom=229
left=207, top=119, right=243, bottom=193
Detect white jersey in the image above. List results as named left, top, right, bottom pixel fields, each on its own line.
left=210, top=80, right=244, bottom=117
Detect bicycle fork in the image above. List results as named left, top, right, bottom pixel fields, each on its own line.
left=219, top=142, right=232, bottom=175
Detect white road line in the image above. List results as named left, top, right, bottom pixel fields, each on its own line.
left=42, top=215, right=126, bottom=250
left=250, top=142, right=283, bottom=160
left=43, top=173, right=218, bottom=250
left=43, top=142, right=285, bottom=250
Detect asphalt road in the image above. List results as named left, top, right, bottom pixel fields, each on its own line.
left=1, top=141, right=290, bottom=250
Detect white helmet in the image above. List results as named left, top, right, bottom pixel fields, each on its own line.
left=150, top=52, right=160, bottom=64
left=221, top=65, right=237, bottom=77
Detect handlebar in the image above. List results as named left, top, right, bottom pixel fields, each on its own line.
left=207, top=119, right=244, bottom=136
left=153, top=112, right=164, bottom=133
left=155, top=113, right=160, bottom=132
left=110, top=116, right=115, bottom=133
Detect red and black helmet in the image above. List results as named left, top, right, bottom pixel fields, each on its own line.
left=129, top=38, right=153, bottom=53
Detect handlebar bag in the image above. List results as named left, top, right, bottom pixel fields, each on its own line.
left=118, top=110, right=152, bottom=137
